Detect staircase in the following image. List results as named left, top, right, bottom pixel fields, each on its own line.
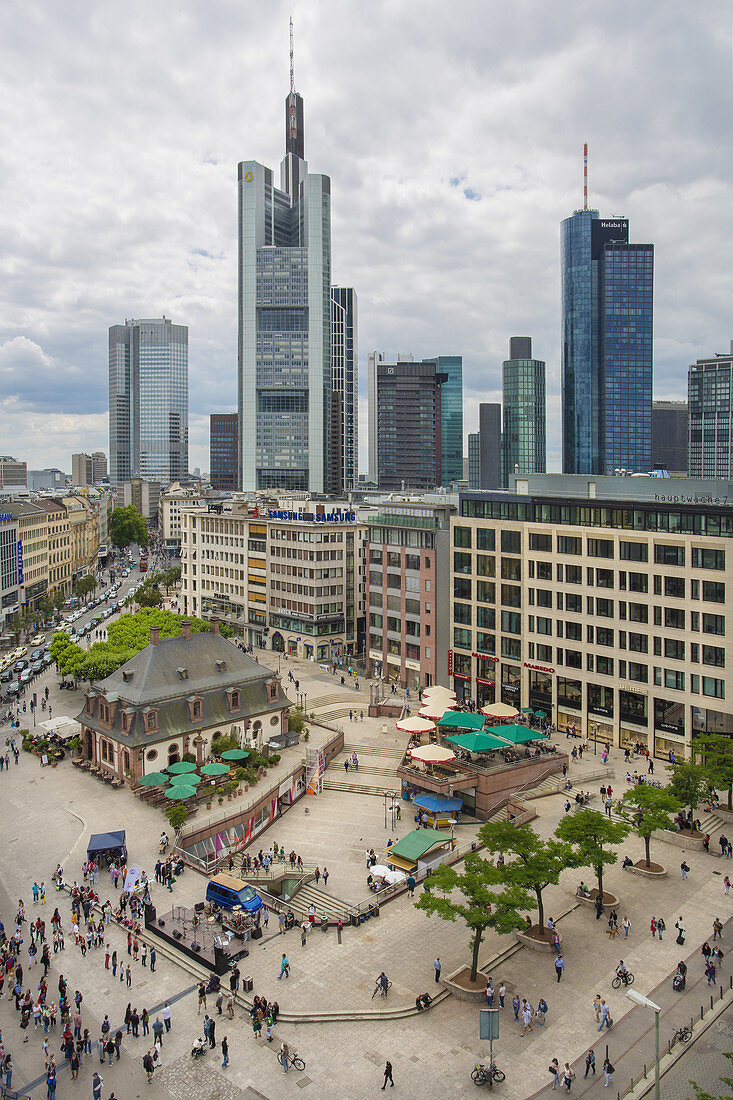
left=290, top=881, right=352, bottom=921
left=322, top=777, right=401, bottom=797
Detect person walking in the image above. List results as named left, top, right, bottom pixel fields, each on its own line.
left=92, top=1070, right=103, bottom=1099
left=562, top=1063, right=575, bottom=1092
left=725, top=876, right=731, bottom=896
left=162, top=1002, right=171, bottom=1031
left=434, top=957, right=441, bottom=983
left=279, top=954, right=290, bottom=979
left=152, top=1017, right=164, bottom=1047
left=142, top=1050, right=154, bottom=1082
left=149, top=946, right=156, bottom=973
left=584, top=1048, right=596, bottom=1078
left=622, top=915, right=631, bottom=938
left=381, top=1060, right=394, bottom=1089
left=713, top=917, right=724, bottom=941
left=536, top=996, right=548, bottom=1026
left=549, top=1058, right=560, bottom=1089
left=554, top=953, right=565, bottom=982
left=603, top=1056, right=614, bottom=1088
left=675, top=916, right=686, bottom=945
left=657, top=916, right=665, bottom=940
left=221, top=1035, right=229, bottom=1068
left=197, top=983, right=206, bottom=1014
left=521, top=998, right=533, bottom=1034
left=598, top=999, right=612, bottom=1030
left=323, top=867, right=329, bottom=886
left=512, top=994, right=521, bottom=1020
left=498, top=982, right=506, bottom=1008
left=281, top=1041, right=290, bottom=1073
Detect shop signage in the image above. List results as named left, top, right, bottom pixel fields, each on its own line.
left=267, top=510, right=356, bottom=523
left=656, top=721, right=684, bottom=735
left=447, top=650, right=453, bottom=675
left=502, top=683, right=520, bottom=694
left=0, top=513, right=12, bottom=523
left=524, top=662, right=555, bottom=674
left=473, top=652, right=499, bottom=662
left=475, top=677, right=495, bottom=686
left=619, top=683, right=648, bottom=696
left=588, top=706, right=613, bottom=718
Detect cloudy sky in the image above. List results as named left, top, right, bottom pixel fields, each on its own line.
left=0, top=0, right=730, bottom=476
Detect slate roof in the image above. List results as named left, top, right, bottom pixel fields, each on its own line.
left=77, top=631, right=290, bottom=748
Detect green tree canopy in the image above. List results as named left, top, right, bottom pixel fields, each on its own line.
left=555, top=809, right=629, bottom=901
left=616, top=784, right=681, bottom=867
left=693, top=732, right=733, bottom=812
left=134, top=580, right=163, bottom=608
left=108, top=505, right=149, bottom=550
left=73, top=574, right=97, bottom=601
left=415, top=850, right=532, bottom=982
left=477, top=819, right=580, bottom=933
left=667, top=759, right=708, bottom=815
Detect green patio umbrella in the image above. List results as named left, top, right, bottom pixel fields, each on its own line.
left=166, top=760, right=197, bottom=774
left=521, top=707, right=534, bottom=714
left=168, top=771, right=202, bottom=786
left=534, top=710, right=547, bottom=718
left=136, top=771, right=168, bottom=786
left=165, top=785, right=197, bottom=799
left=220, top=749, right=249, bottom=761
left=444, top=731, right=507, bottom=753
left=200, top=761, right=230, bottom=777
left=486, top=723, right=546, bottom=746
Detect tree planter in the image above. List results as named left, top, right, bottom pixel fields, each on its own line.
left=628, top=860, right=667, bottom=877
left=713, top=807, right=733, bottom=825
left=513, top=926, right=562, bottom=952
left=442, top=965, right=491, bottom=1002
left=659, top=829, right=706, bottom=851
left=575, top=889, right=619, bottom=910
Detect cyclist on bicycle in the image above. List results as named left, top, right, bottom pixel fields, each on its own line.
left=615, top=960, right=628, bottom=983
left=377, top=972, right=389, bottom=996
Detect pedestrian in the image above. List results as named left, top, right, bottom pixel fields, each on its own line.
left=562, top=1063, right=575, bottom=1092
left=512, top=994, right=520, bottom=1020
left=382, top=1060, right=394, bottom=1089
left=554, top=953, right=565, bottom=982
left=208, top=1016, right=216, bottom=1048
left=197, top=982, right=206, bottom=1014
left=549, top=1058, right=560, bottom=1089
left=434, top=957, right=441, bottom=983
left=657, top=916, right=665, bottom=940
left=593, top=993, right=602, bottom=1022
left=227, top=993, right=234, bottom=1019
left=584, top=1048, right=596, bottom=1077
left=594, top=895, right=603, bottom=920
left=622, top=916, right=631, bottom=938
left=152, top=1017, right=163, bottom=1046
left=126, top=965, right=131, bottom=988
left=215, top=990, right=224, bottom=1015
left=498, top=982, right=506, bottom=1008
left=536, top=996, right=548, bottom=1026
left=279, top=954, right=290, bottom=979
left=597, top=999, right=612, bottom=1030
left=521, top=998, right=533, bottom=1034
left=681, top=860, right=690, bottom=880
left=92, top=1071, right=103, bottom=1100
left=142, top=1050, right=154, bottom=1082
left=323, top=867, right=329, bottom=886
left=725, top=876, right=731, bottom=896
left=603, top=1057, right=614, bottom=1088
left=713, top=917, right=724, bottom=941
left=675, top=916, right=686, bottom=945
left=150, top=946, right=156, bottom=973
left=221, top=1035, right=229, bottom=1068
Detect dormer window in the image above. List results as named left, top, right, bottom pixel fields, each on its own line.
left=85, top=696, right=94, bottom=716
left=99, top=702, right=110, bottom=723
left=146, top=713, right=156, bottom=731
left=121, top=712, right=129, bottom=732
left=267, top=680, right=278, bottom=702
left=122, top=670, right=134, bottom=683
left=226, top=688, right=241, bottom=713
left=215, top=659, right=227, bottom=673
left=192, top=700, right=201, bottom=719
left=177, top=667, right=188, bottom=680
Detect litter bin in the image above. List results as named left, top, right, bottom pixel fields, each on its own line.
left=242, top=976, right=253, bottom=993
left=320, top=916, right=329, bottom=932
left=350, top=913, right=360, bottom=928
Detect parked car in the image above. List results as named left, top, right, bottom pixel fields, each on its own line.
left=31, top=661, right=43, bottom=675
left=19, top=670, right=31, bottom=685
left=30, top=634, right=46, bottom=646
left=14, top=660, right=28, bottom=673
left=7, top=680, right=20, bottom=696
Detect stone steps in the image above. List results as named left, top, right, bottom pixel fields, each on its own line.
left=322, top=778, right=401, bottom=797
left=290, top=882, right=352, bottom=921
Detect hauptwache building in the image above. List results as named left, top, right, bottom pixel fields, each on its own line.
left=449, top=475, right=732, bottom=759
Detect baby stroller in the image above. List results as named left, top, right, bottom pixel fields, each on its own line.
left=191, top=1036, right=207, bottom=1059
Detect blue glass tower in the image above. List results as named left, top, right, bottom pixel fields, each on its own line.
left=561, top=211, right=653, bottom=474
left=425, top=355, right=463, bottom=485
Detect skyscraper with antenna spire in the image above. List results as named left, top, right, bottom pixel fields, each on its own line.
left=561, top=146, right=654, bottom=475
left=237, top=21, right=334, bottom=492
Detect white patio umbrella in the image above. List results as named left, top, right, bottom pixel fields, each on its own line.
left=396, top=716, right=436, bottom=734
left=369, top=865, right=393, bottom=877
left=382, top=869, right=407, bottom=885
left=480, top=701, right=520, bottom=720
left=410, top=745, right=456, bottom=764
left=422, top=686, right=457, bottom=701
left=419, top=701, right=455, bottom=721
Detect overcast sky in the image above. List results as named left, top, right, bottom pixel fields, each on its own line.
left=0, top=0, right=730, bottom=477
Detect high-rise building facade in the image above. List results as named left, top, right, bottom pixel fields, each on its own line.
left=331, top=287, right=358, bottom=492
left=108, top=318, right=188, bottom=484
left=237, top=75, right=332, bottom=493
left=427, top=355, right=463, bottom=485
left=561, top=211, right=653, bottom=475
left=0, top=458, right=27, bottom=487
left=502, top=337, right=546, bottom=484
left=369, top=354, right=453, bottom=491
left=91, top=452, right=108, bottom=483
left=209, top=414, right=239, bottom=492
left=651, top=401, right=688, bottom=475
left=467, top=433, right=480, bottom=490
left=688, top=348, right=733, bottom=479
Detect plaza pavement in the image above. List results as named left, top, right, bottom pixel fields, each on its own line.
left=1, top=644, right=731, bottom=1097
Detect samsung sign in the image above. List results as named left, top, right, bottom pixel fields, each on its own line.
left=268, top=510, right=357, bottom=523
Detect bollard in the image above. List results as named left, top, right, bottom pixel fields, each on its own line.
left=711, top=995, right=714, bottom=1011
left=701, top=1005, right=704, bottom=1021
left=643, top=1063, right=647, bottom=1078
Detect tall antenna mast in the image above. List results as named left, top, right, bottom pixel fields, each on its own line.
left=583, top=142, right=588, bottom=211
left=288, top=15, right=294, bottom=94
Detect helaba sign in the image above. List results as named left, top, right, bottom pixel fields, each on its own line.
left=600, top=220, right=627, bottom=229
left=268, top=510, right=356, bottom=523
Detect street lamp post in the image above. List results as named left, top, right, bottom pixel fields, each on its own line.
left=625, top=988, right=661, bottom=1100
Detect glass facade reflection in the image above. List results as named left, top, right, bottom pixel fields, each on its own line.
left=502, top=337, right=546, bottom=484
left=562, top=210, right=653, bottom=475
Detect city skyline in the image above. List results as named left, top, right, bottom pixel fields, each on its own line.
left=0, top=2, right=729, bottom=476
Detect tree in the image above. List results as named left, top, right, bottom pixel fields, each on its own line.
left=53, top=589, right=66, bottom=613
left=667, top=759, right=708, bottom=819
left=108, top=505, right=149, bottom=550
left=555, top=810, right=629, bottom=901
left=287, top=706, right=307, bottom=734
left=38, top=593, right=55, bottom=622
left=157, top=566, right=181, bottom=594
left=616, top=785, right=680, bottom=868
left=135, top=581, right=163, bottom=608
left=693, top=732, right=733, bottom=812
left=477, top=820, right=580, bottom=934
left=73, top=575, right=97, bottom=601
left=415, top=850, right=533, bottom=982
left=165, top=804, right=188, bottom=831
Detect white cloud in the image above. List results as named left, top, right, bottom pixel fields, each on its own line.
left=0, top=0, right=730, bottom=475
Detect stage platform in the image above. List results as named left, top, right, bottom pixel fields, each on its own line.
left=144, top=902, right=251, bottom=975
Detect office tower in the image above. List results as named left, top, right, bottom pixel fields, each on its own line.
left=108, top=318, right=188, bottom=484
left=91, top=452, right=108, bottom=483
left=72, top=453, right=93, bottom=486
left=367, top=352, right=383, bottom=485
left=425, top=355, right=463, bottom=485
left=651, top=401, right=688, bottom=475
left=561, top=209, right=653, bottom=474
left=209, top=414, right=239, bottom=492
left=331, top=287, right=358, bottom=492
left=369, top=354, right=456, bottom=491
left=502, top=337, right=546, bottom=484
left=688, top=346, right=733, bottom=478
left=474, top=403, right=503, bottom=490
left=0, top=457, right=27, bottom=487
left=237, top=52, right=332, bottom=493
left=468, top=433, right=480, bottom=489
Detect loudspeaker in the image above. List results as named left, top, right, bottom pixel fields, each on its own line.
left=251, top=926, right=263, bottom=940
left=191, top=941, right=201, bottom=952
left=172, top=929, right=182, bottom=941
left=194, top=902, right=205, bottom=913
left=157, top=919, right=165, bottom=928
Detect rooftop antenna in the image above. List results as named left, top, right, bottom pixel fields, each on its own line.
left=583, top=143, right=588, bottom=211
left=288, top=15, right=294, bottom=94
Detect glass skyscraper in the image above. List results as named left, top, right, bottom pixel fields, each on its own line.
left=502, top=336, right=546, bottom=484
left=688, top=349, right=733, bottom=479
left=331, top=286, right=358, bottom=492
left=425, top=355, right=463, bottom=486
left=561, top=210, right=653, bottom=474
left=237, top=81, right=332, bottom=492
left=108, top=318, right=188, bottom=485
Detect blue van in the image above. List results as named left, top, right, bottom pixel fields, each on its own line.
left=205, top=873, right=263, bottom=914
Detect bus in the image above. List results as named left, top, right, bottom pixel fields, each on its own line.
left=139, top=553, right=148, bottom=573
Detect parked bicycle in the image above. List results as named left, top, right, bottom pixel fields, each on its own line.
left=670, top=1024, right=692, bottom=1047
left=277, top=1049, right=305, bottom=1070
left=472, top=1057, right=506, bottom=1085
left=611, top=971, right=635, bottom=989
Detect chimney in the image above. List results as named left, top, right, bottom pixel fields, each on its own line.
left=211, top=617, right=220, bottom=635
left=181, top=620, right=191, bottom=641
left=150, top=625, right=160, bottom=647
